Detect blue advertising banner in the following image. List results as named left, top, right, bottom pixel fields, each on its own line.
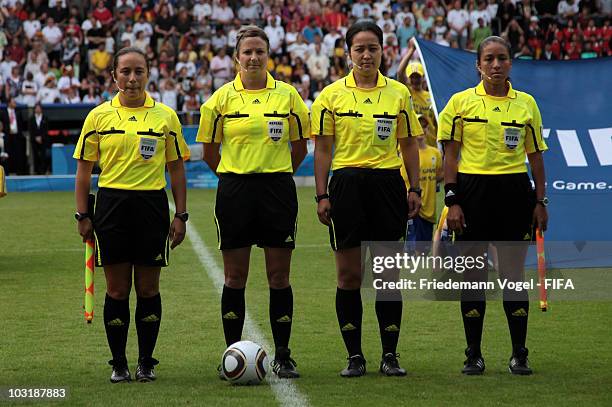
left=416, top=39, right=612, bottom=244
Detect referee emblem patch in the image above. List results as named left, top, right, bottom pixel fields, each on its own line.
left=375, top=118, right=393, bottom=141
left=504, top=127, right=521, bottom=150
left=139, top=137, right=158, bottom=159
left=267, top=120, right=284, bottom=142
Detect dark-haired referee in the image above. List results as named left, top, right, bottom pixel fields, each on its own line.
left=74, top=47, right=190, bottom=383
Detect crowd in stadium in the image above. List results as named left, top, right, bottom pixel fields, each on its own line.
left=0, top=0, right=611, bottom=174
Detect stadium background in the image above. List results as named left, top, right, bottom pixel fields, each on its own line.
left=1, top=0, right=611, bottom=405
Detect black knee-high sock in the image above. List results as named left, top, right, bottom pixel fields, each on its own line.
left=375, top=290, right=403, bottom=356
left=135, top=293, right=162, bottom=364
left=461, top=294, right=486, bottom=354
left=503, top=289, right=529, bottom=351
left=221, top=285, right=245, bottom=347
left=336, top=287, right=363, bottom=357
left=104, top=294, right=130, bottom=367
left=269, top=286, right=293, bottom=351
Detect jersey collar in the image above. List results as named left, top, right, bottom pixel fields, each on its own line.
left=110, top=91, right=156, bottom=108
left=345, top=70, right=387, bottom=88
left=232, top=72, right=276, bottom=91
left=475, top=81, right=517, bottom=99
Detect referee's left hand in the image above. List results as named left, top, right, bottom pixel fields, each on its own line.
left=533, top=205, right=548, bottom=232
left=169, top=218, right=186, bottom=249
left=408, top=192, right=421, bottom=219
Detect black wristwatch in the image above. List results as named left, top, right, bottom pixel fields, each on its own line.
left=315, top=193, right=329, bottom=203
left=175, top=212, right=189, bottom=222
left=75, top=212, right=90, bottom=221
left=536, top=197, right=549, bottom=207
left=408, top=187, right=422, bottom=197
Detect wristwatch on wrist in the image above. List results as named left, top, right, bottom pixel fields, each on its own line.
left=315, top=193, right=329, bottom=203
left=408, top=187, right=422, bottom=197
left=536, top=197, right=549, bottom=207
left=75, top=212, right=90, bottom=221
left=175, top=212, right=189, bottom=222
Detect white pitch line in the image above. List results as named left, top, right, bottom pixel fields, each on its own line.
left=173, top=204, right=310, bottom=407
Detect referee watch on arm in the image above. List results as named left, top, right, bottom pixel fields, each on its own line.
left=174, top=211, right=189, bottom=222
left=75, top=212, right=90, bottom=221
left=315, top=193, right=329, bottom=203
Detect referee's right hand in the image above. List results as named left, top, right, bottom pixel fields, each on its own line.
left=78, top=218, right=94, bottom=243
left=317, top=199, right=332, bottom=226
left=446, top=205, right=466, bottom=235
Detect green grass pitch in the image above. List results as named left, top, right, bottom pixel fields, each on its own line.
left=0, top=188, right=610, bottom=406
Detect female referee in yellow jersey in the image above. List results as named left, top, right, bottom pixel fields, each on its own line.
left=438, top=36, right=548, bottom=376
left=312, top=21, right=422, bottom=378
left=74, top=47, right=190, bottom=383
left=197, top=26, right=310, bottom=379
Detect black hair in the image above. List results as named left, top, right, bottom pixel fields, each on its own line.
left=476, top=36, right=511, bottom=65
left=345, top=21, right=383, bottom=50
left=112, top=47, right=150, bottom=76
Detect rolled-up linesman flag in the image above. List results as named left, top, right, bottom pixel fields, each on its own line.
left=84, top=194, right=95, bottom=323
left=536, top=227, right=548, bottom=312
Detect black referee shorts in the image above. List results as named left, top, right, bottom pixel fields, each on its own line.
left=456, top=172, right=536, bottom=242
left=214, top=172, right=298, bottom=250
left=328, top=167, right=408, bottom=251
left=94, top=188, right=170, bottom=267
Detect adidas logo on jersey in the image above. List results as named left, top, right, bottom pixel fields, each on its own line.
left=285, top=235, right=294, bottom=243
left=384, top=324, right=400, bottom=332
left=141, top=314, right=160, bottom=322
left=364, top=98, right=372, bottom=104
left=523, top=233, right=531, bottom=241
left=128, top=116, right=137, bottom=121
left=276, top=315, right=292, bottom=323
left=464, top=309, right=481, bottom=318
left=155, top=254, right=163, bottom=261
left=252, top=99, right=261, bottom=104
left=492, top=107, right=501, bottom=112
left=223, top=312, right=239, bottom=320
left=512, top=308, right=528, bottom=317
left=107, top=318, right=125, bottom=326
left=341, top=323, right=357, bottom=331
left=445, top=190, right=456, bottom=198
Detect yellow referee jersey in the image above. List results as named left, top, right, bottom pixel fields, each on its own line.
left=401, top=145, right=442, bottom=223
left=311, top=70, right=422, bottom=170
left=196, top=72, right=310, bottom=174
left=73, top=92, right=190, bottom=190
left=409, top=88, right=437, bottom=146
left=437, top=81, right=547, bottom=174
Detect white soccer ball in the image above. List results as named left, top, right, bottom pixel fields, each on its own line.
left=221, top=340, right=268, bottom=385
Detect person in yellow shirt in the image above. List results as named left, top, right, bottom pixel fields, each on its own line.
left=438, top=36, right=548, bottom=376
left=397, top=41, right=438, bottom=147
left=91, top=43, right=112, bottom=75
left=196, top=26, right=310, bottom=379
left=312, top=21, right=422, bottom=378
left=401, top=114, right=443, bottom=253
left=74, top=47, right=190, bottom=384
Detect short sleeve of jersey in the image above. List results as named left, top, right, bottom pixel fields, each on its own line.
left=165, top=110, right=191, bottom=162
left=196, top=90, right=223, bottom=143
left=524, top=96, right=548, bottom=154
left=289, top=87, right=310, bottom=141
left=73, top=110, right=99, bottom=161
left=311, top=89, right=334, bottom=137
left=398, top=91, right=423, bottom=139
left=437, top=94, right=462, bottom=143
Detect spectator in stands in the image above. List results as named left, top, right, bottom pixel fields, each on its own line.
left=93, top=0, right=113, bottom=27
left=161, top=78, right=178, bottom=110
left=5, top=37, right=26, bottom=68
left=42, top=17, right=63, bottom=62
left=558, top=0, right=580, bottom=24
left=288, top=33, right=310, bottom=61
left=147, top=82, right=161, bottom=101
left=324, top=2, right=348, bottom=31
left=397, top=14, right=418, bottom=50
left=302, top=17, right=324, bottom=43
left=238, top=0, right=261, bottom=23
left=20, top=71, right=38, bottom=107
left=92, top=43, right=112, bottom=75
left=470, top=1, right=491, bottom=31
left=57, top=65, right=80, bottom=97
left=211, top=27, right=228, bottom=52
left=34, top=62, right=51, bottom=89
left=211, top=0, right=234, bottom=25
left=154, top=4, right=176, bottom=52
left=306, top=43, right=330, bottom=86
left=265, top=16, right=286, bottom=56
left=210, top=46, right=233, bottom=90
left=193, top=0, right=213, bottom=23
left=176, top=51, right=197, bottom=78
left=472, top=17, right=493, bottom=50
left=23, top=11, right=41, bottom=41
left=83, top=86, right=102, bottom=104
left=61, top=28, right=81, bottom=65
left=29, top=103, right=49, bottom=174
left=351, top=0, right=372, bottom=19
left=48, top=0, right=68, bottom=26
left=448, top=0, right=470, bottom=49
left=5, top=65, right=21, bottom=101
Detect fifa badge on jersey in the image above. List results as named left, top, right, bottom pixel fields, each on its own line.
left=139, top=137, right=158, bottom=160
left=375, top=118, right=393, bottom=141
left=267, top=120, right=284, bottom=142
left=504, top=127, right=521, bottom=150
